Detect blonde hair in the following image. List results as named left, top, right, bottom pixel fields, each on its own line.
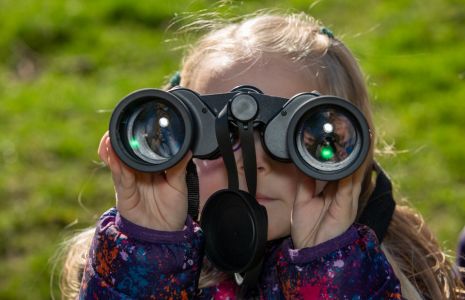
left=58, top=12, right=464, bottom=299
left=55, top=228, right=94, bottom=299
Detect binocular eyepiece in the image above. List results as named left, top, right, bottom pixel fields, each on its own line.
left=109, top=86, right=370, bottom=181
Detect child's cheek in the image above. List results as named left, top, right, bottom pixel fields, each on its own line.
left=194, top=157, right=226, bottom=176
left=194, top=158, right=228, bottom=206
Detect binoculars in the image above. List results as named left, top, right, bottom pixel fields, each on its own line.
left=109, top=85, right=370, bottom=181
left=109, top=85, right=371, bottom=282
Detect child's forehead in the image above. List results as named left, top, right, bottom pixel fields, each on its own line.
left=186, top=54, right=322, bottom=98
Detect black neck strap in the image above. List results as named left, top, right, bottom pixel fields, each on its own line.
left=215, top=105, right=240, bottom=191
left=186, top=159, right=199, bottom=221
left=238, top=121, right=257, bottom=196
left=357, top=163, right=396, bottom=243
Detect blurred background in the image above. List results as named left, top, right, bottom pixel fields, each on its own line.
left=0, top=0, right=464, bottom=298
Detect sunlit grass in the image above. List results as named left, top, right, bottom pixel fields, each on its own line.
left=1, top=0, right=464, bottom=298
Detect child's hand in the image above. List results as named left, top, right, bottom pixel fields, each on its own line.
left=98, top=131, right=192, bottom=231
left=291, top=166, right=366, bottom=249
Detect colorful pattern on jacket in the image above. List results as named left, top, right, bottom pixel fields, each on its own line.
left=79, top=208, right=402, bottom=299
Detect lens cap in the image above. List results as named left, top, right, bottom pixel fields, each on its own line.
left=200, top=189, right=267, bottom=273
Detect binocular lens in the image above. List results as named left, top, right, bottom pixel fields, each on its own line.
left=126, top=101, right=186, bottom=164
left=296, top=107, right=359, bottom=171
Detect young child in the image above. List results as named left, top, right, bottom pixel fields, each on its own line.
left=62, top=13, right=464, bottom=299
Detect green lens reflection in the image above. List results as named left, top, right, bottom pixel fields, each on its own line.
left=130, top=138, right=140, bottom=150
left=320, top=146, right=334, bottom=160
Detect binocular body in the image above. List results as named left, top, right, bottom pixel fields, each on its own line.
left=109, top=86, right=370, bottom=181
left=108, top=85, right=371, bottom=282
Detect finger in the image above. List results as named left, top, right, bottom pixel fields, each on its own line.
left=153, top=171, right=188, bottom=216
left=323, top=180, right=339, bottom=198
left=100, top=133, right=135, bottom=205
left=336, top=175, right=353, bottom=203
left=107, top=137, right=136, bottom=188
left=323, top=178, right=351, bottom=218
left=98, top=131, right=110, bottom=165
left=106, top=136, right=122, bottom=177
left=334, top=175, right=357, bottom=220
left=294, top=175, right=316, bottom=208
left=164, top=151, right=193, bottom=193
left=350, top=166, right=366, bottom=216
left=354, top=159, right=369, bottom=185
left=351, top=156, right=371, bottom=194
left=353, top=166, right=365, bottom=193
left=166, top=151, right=193, bottom=176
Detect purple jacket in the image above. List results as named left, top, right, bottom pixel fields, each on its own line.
left=79, top=208, right=401, bottom=299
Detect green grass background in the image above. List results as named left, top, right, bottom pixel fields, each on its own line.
left=0, top=0, right=464, bottom=298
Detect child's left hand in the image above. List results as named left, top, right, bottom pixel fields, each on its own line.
left=291, top=166, right=366, bottom=249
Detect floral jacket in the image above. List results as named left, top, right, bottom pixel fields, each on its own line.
left=79, top=208, right=401, bottom=299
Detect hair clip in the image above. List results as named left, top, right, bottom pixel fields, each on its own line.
left=169, top=71, right=181, bottom=87
left=320, top=27, right=334, bottom=39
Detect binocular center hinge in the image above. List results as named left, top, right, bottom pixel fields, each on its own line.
left=230, top=94, right=258, bottom=122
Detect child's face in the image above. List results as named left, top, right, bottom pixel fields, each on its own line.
left=189, top=55, right=319, bottom=240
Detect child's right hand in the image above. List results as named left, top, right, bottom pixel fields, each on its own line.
left=98, top=131, right=192, bottom=231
